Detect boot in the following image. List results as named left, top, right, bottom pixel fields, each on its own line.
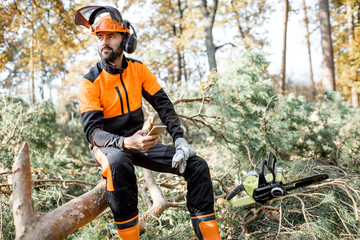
left=191, top=212, right=221, bottom=240
left=115, top=214, right=139, bottom=240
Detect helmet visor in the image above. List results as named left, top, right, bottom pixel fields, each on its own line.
left=75, top=6, right=124, bottom=29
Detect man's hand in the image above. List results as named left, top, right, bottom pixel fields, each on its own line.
left=123, top=130, right=159, bottom=151
left=172, top=138, right=196, bottom=174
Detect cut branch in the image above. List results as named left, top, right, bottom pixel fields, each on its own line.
left=142, top=169, right=169, bottom=217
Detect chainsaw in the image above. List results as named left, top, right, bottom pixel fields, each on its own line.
left=226, top=152, right=329, bottom=207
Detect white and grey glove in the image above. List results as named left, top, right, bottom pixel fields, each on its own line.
left=172, top=138, right=197, bottom=174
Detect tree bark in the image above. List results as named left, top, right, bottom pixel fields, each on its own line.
left=303, top=0, right=316, bottom=98
left=347, top=0, right=359, bottom=107
left=280, top=0, right=289, bottom=95
left=12, top=143, right=108, bottom=240
left=12, top=143, right=34, bottom=239
left=200, top=0, right=219, bottom=71
left=319, top=0, right=336, bottom=91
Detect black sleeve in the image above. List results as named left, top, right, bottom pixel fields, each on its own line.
left=142, top=88, right=184, bottom=141
left=81, top=110, right=125, bottom=150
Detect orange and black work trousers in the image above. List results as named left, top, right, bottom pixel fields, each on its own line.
left=90, top=144, right=216, bottom=237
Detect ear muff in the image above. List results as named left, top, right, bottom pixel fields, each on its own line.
left=124, top=20, right=137, bottom=54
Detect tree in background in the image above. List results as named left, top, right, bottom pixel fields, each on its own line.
left=302, top=0, right=316, bottom=97
left=280, top=0, right=289, bottom=95
left=319, top=0, right=336, bottom=91
left=124, top=0, right=204, bottom=84
left=346, top=0, right=359, bottom=107
left=331, top=0, right=359, bottom=107
left=227, top=0, right=270, bottom=49
left=0, top=0, right=89, bottom=103
left=198, top=0, right=271, bottom=72
left=126, top=0, right=272, bottom=84
left=199, top=0, right=219, bottom=71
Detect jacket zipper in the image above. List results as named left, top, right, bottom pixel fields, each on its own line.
left=120, top=74, right=131, bottom=113
left=115, top=86, right=124, bottom=115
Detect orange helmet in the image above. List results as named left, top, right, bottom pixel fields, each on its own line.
left=91, top=14, right=130, bottom=35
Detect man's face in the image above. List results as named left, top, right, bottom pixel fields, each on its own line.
left=96, top=32, right=125, bottom=63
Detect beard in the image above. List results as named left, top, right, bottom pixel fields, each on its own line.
left=98, top=43, right=123, bottom=63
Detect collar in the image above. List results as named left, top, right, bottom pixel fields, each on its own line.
left=100, top=57, right=128, bottom=74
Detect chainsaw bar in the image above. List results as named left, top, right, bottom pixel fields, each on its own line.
left=283, top=173, right=329, bottom=192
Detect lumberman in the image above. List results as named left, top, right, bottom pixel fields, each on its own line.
left=75, top=6, right=221, bottom=239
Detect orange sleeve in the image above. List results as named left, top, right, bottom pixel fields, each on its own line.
left=78, top=78, right=103, bottom=113
left=141, top=64, right=161, bottom=96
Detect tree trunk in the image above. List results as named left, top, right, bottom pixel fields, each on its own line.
left=280, top=0, right=289, bottom=95
left=182, top=49, right=188, bottom=82
left=303, top=0, right=316, bottom=98
left=200, top=0, right=219, bottom=71
left=170, top=0, right=187, bottom=84
left=319, top=0, right=336, bottom=91
left=175, top=30, right=183, bottom=84
left=347, top=0, right=359, bottom=107
left=29, top=0, right=36, bottom=104
left=12, top=143, right=108, bottom=240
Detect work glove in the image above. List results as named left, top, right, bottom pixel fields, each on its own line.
left=172, top=138, right=197, bottom=174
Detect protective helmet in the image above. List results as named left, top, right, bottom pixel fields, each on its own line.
left=75, top=6, right=137, bottom=54
left=91, top=14, right=130, bottom=35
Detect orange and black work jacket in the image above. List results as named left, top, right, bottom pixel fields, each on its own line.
left=78, top=57, right=184, bottom=149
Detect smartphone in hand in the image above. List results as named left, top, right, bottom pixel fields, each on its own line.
left=147, top=125, right=167, bottom=136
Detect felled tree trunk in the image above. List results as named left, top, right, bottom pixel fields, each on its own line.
left=12, top=143, right=108, bottom=240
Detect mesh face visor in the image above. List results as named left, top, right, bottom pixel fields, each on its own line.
left=75, top=6, right=125, bottom=30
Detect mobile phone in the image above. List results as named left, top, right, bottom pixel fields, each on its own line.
left=147, top=125, right=167, bottom=136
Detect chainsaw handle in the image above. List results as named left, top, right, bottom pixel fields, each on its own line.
left=226, top=184, right=245, bottom=200
left=267, top=152, right=276, bottom=183
left=267, top=152, right=276, bottom=173
left=258, top=159, right=266, bottom=187
left=259, top=152, right=277, bottom=187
